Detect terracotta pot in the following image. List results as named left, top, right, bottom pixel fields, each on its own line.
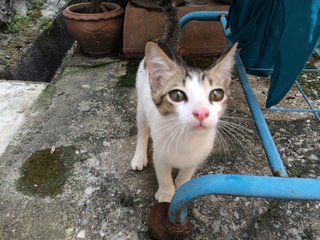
left=63, top=2, right=124, bottom=55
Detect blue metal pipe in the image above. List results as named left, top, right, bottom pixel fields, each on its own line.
left=248, top=68, right=320, bottom=73
left=268, top=107, right=320, bottom=113
left=168, top=174, right=320, bottom=225
left=294, top=81, right=320, bottom=122
left=179, top=11, right=228, bottom=28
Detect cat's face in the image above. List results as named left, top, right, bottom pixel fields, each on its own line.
left=170, top=70, right=229, bottom=130
left=145, top=42, right=237, bottom=131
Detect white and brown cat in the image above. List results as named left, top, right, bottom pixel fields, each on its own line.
left=131, top=0, right=237, bottom=202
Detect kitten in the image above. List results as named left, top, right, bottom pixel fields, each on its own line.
left=131, top=0, right=237, bottom=202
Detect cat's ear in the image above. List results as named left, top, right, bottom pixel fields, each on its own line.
left=145, top=42, right=180, bottom=91
left=207, top=43, right=238, bottom=87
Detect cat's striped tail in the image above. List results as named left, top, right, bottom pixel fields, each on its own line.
left=157, top=0, right=182, bottom=51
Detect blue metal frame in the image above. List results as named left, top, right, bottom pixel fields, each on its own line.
left=168, top=11, right=320, bottom=226
left=169, top=175, right=320, bottom=225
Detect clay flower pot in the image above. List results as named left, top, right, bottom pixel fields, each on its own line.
left=63, top=2, right=124, bottom=55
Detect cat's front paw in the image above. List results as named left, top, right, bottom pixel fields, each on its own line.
left=155, top=190, right=174, bottom=202
left=131, top=155, right=148, bottom=171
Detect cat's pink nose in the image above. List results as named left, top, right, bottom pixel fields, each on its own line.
left=193, top=108, right=209, bottom=122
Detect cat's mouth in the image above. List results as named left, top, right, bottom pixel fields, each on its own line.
left=193, top=123, right=207, bottom=130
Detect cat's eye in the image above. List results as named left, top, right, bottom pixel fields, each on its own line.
left=209, top=89, right=224, bottom=102
left=168, top=90, right=187, bottom=102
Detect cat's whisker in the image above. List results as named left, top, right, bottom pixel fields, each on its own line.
left=217, top=124, right=249, bottom=155
left=152, top=121, right=175, bottom=134
left=217, top=125, right=238, bottom=151
left=219, top=122, right=244, bottom=140
left=219, top=120, right=255, bottom=138
left=152, top=118, right=180, bottom=131
left=155, top=122, right=179, bottom=142
left=167, top=124, right=182, bottom=151
left=157, top=122, right=181, bottom=154
left=175, top=125, right=188, bottom=151
left=215, top=129, right=230, bottom=155
left=219, top=120, right=250, bottom=138
left=220, top=125, right=254, bottom=146
left=222, top=115, right=252, bottom=121
left=221, top=116, right=255, bottom=125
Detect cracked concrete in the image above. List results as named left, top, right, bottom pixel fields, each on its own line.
left=0, top=49, right=319, bottom=240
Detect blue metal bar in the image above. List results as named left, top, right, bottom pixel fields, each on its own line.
left=248, top=68, right=320, bottom=73
left=268, top=107, right=320, bottom=113
left=294, top=81, right=320, bottom=122
left=168, top=174, right=320, bottom=225
left=266, top=80, right=320, bottom=122
left=179, top=11, right=228, bottom=28
left=219, top=15, right=288, bottom=177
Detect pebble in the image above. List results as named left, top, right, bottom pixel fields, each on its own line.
left=76, top=230, right=86, bottom=239
left=81, top=219, right=89, bottom=225
left=287, top=228, right=299, bottom=236
left=193, top=208, right=210, bottom=225
left=65, top=228, right=74, bottom=240
left=219, top=207, right=227, bottom=217
left=308, top=173, right=317, bottom=178
left=84, top=186, right=99, bottom=195
left=212, top=220, right=221, bottom=233
left=66, top=228, right=73, bottom=235
left=309, top=154, right=319, bottom=161
left=103, top=141, right=111, bottom=147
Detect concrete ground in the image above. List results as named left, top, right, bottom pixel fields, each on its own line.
left=0, top=48, right=319, bottom=240
left=0, top=80, right=47, bottom=156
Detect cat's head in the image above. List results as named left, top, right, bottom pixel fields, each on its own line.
left=145, top=42, right=237, bottom=131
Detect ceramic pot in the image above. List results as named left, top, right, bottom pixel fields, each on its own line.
left=63, top=2, right=124, bottom=55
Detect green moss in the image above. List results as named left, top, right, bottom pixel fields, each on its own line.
left=0, top=32, right=7, bottom=38
left=33, top=84, right=57, bottom=110
left=39, top=17, right=52, bottom=31
left=16, top=146, right=79, bottom=197
left=117, top=59, right=140, bottom=88
left=27, top=0, right=44, bottom=19
left=5, top=15, right=30, bottom=33
left=29, top=0, right=44, bottom=10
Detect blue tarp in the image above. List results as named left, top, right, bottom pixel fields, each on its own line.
left=228, top=0, right=320, bottom=108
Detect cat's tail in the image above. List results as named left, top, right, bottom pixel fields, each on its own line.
left=157, top=0, right=181, bottom=51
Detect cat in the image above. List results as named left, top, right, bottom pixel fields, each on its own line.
left=131, top=0, right=237, bottom=202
